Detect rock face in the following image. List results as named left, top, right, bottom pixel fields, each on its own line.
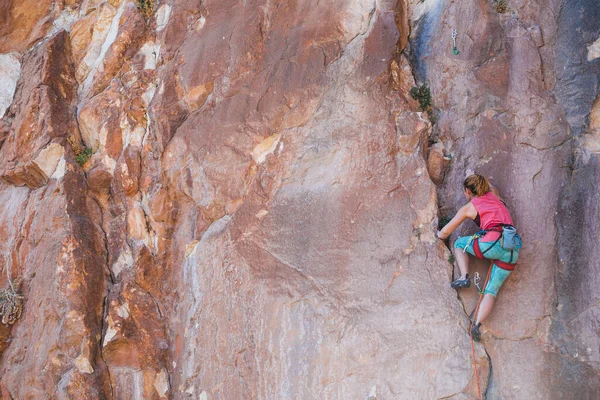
left=0, top=29, right=108, bottom=398
left=0, top=0, right=598, bottom=398
left=411, top=0, right=600, bottom=397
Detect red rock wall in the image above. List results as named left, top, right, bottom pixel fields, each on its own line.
left=0, top=0, right=598, bottom=398
left=410, top=0, right=600, bottom=397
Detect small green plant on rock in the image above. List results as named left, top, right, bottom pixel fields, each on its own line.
left=438, top=215, right=454, bottom=230
left=68, top=134, right=94, bottom=167
left=429, top=112, right=438, bottom=125
left=410, top=84, right=438, bottom=124
left=75, top=146, right=93, bottom=167
left=415, top=227, right=422, bottom=240
left=410, top=84, right=431, bottom=111
left=0, top=279, right=23, bottom=325
left=137, top=0, right=154, bottom=19
left=493, top=0, right=509, bottom=13
left=448, top=254, right=456, bottom=264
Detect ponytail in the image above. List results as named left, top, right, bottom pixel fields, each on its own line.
left=463, top=174, right=490, bottom=197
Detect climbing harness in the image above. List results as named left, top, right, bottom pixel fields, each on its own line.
left=464, top=225, right=517, bottom=269
left=451, top=29, right=460, bottom=55
left=469, top=260, right=494, bottom=400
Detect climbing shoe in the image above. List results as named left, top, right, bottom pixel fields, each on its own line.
left=451, top=275, right=470, bottom=289
left=470, top=323, right=481, bottom=342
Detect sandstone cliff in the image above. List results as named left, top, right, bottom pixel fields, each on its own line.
left=0, top=0, right=598, bottom=398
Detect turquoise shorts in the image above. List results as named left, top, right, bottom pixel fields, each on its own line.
left=454, top=235, right=521, bottom=296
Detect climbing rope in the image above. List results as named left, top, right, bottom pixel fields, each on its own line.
left=469, top=260, right=493, bottom=400
left=451, top=29, right=460, bottom=55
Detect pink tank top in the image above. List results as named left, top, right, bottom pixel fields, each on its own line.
left=471, top=192, right=513, bottom=242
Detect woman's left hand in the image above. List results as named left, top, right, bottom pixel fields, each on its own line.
left=436, top=230, right=447, bottom=240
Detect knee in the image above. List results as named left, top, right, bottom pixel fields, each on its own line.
left=484, top=293, right=496, bottom=302
left=454, top=236, right=469, bottom=250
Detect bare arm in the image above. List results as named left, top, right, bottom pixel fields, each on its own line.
left=437, top=202, right=477, bottom=239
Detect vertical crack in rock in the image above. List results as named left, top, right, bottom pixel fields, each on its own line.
left=405, top=0, right=600, bottom=395
left=483, top=347, right=493, bottom=399
left=99, top=294, right=115, bottom=399
left=94, top=195, right=115, bottom=399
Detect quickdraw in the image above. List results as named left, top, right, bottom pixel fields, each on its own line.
left=463, top=230, right=488, bottom=253
left=473, top=272, right=484, bottom=294
left=451, top=29, right=460, bottom=55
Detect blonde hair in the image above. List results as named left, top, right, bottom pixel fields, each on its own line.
left=463, top=174, right=490, bottom=197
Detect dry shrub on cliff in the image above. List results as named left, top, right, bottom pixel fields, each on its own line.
left=136, top=0, right=154, bottom=19
left=0, top=279, right=23, bottom=325
left=75, top=147, right=93, bottom=166
left=493, top=0, right=509, bottom=13
left=67, top=136, right=94, bottom=166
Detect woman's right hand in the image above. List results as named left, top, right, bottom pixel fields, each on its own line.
left=438, top=203, right=477, bottom=239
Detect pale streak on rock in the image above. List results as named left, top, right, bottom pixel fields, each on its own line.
left=127, top=202, right=149, bottom=241
left=587, top=36, right=600, bottom=61
left=338, top=0, right=376, bottom=43
left=75, top=352, right=95, bottom=374
left=0, top=53, right=20, bottom=117
left=256, top=209, right=269, bottom=219
left=103, top=325, right=118, bottom=347
left=77, top=3, right=117, bottom=85
left=139, top=41, right=160, bottom=70
left=141, top=83, right=157, bottom=146
left=142, top=84, right=157, bottom=106
left=584, top=96, right=600, bottom=153
left=112, top=246, right=133, bottom=277
left=127, top=199, right=158, bottom=253
left=153, top=369, right=170, bottom=398
left=183, top=81, right=214, bottom=110
left=252, top=133, right=281, bottom=164
left=116, top=302, right=130, bottom=319
left=185, top=240, right=200, bottom=258
left=80, top=1, right=127, bottom=97
left=33, top=143, right=65, bottom=179
left=51, top=156, right=67, bottom=180
left=195, top=15, right=207, bottom=32
left=49, top=7, right=79, bottom=36
left=155, top=4, right=172, bottom=32
left=120, top=113, right=145, bottom=148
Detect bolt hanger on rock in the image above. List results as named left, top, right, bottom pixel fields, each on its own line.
left=451, top=29, right=460, bottom=55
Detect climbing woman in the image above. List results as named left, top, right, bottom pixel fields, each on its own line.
left=436, top=174, right=522, bottom=341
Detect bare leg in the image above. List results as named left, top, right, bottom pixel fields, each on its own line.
left=455, top=247, right=470, bottom=279
left=475, top=294, right=496, bottom=325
